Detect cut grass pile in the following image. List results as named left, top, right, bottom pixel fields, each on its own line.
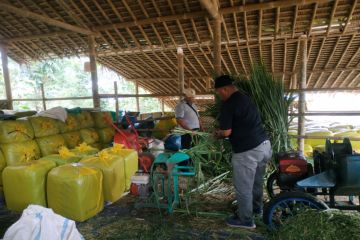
left=270, top=209, right=360, bottom=240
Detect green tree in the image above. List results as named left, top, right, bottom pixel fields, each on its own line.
left=5, top=57, right=169, bottom=112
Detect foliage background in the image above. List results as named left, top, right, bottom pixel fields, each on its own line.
left=0, top=57, right=168, bottom=113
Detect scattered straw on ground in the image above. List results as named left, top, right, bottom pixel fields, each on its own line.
left=76, top=194, right=266, bottom=240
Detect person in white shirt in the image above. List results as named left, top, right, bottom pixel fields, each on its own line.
left=175, top=88, right=200, bottom=149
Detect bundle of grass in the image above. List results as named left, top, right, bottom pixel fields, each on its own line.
left=270, top=209, right=360, bottom=240
left=172, top=128, right=232, bottom=178
left=206, top=64, right=295, bottom=171
left=234, top=64, right=295, bottom=154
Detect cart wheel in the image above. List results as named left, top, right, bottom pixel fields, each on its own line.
left=266, top=172, right=281, bottom=199
left=263, top=191, right=328, bottom=230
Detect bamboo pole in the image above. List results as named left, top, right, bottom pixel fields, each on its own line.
left=298, top=35, right=307, bottom=154
left=0, top=44, right=13, bottom=109
left=114, top=81, right=119, bottom=122
left=89, top=36, right=100, bottom=109
left=290, top=111, right=360, bottom=116
left=290, top=135, right=360, bottom=142
left=177, top=47, right=184, bottom=96
left=3, top=31, right=72, bottom=43
left=199, top=0, right=219, bottom=19
left=12, top=96, right=93, bottom=101
left=40, top=83, right=46, bottom=110
left=100, top=93, right=210, bottom=98
left=136, top=80, right=140, bottom=113
left=161, top=99, right=165, bottom=114
left=0, top=2, right=95, bottom=35
left=97, top=31, right=356, bottom=57
left=213, top=17, right=222, bottom=76
left=220, top=0, right=332, bottom=15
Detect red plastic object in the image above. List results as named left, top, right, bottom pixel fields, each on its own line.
left=138, top=153, right=154, bottom=173
left=105, top=113, right=153, bottom=153
left=130, top=183, right=139, bottom=196
left=113, top=131, right=139, bottom=151
left=279, top=159, right=308, bottom=174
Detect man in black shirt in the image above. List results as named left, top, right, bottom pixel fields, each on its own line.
left=214, top=75, right=272, bottom=229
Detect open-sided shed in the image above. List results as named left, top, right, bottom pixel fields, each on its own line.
left=0, top=0, right=359, bottom=109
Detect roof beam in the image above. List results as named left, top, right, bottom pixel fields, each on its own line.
left=326, top=0, right=338, bottom=36
left=127, top=66, right=360, bottom=81
left=93, top=11, right=209, bottom=31
left=275, top=7, right=280, bottom=39
left=0, top=2, right=95, bottom=35
left=220, top=0, right=332, bottom=14
left=308, top=3, right=318, bottom=36
left=324, top=36, right=340, bottom=68
left=199, top=0, right=220, bottom=19
left=292, top=5, right=298, bottom=38
left=343, top=0, right=358, bottom=33
left=349, top=72, right=360, bottom=87
left=339, top=71, right=356, bottom=88
left=130, top=77, right=210, bottom=81
left=0, top=31, right=72, bottom=43
left=93, top=0, right=333, bottom=31
left=97, top=32, right=358, bottom=57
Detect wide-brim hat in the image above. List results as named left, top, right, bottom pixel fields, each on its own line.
left=183, top=88, right=196, bottom=97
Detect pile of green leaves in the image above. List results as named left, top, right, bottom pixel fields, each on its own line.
left=173, top=128, right=232, bottom=177
left=270, top=209, right=360, bottom=240
left=187, top=137, right=232, bottom=178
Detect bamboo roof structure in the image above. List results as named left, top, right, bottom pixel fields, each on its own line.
left=0, top=0, right=360, bottom=108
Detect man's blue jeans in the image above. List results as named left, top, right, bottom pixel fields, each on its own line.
left=231, top=140, right=272, bottom=224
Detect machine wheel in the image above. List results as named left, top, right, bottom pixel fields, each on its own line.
left=266, top=172, right=281, bottom=199
left=263, top=191, right=329, bottom=230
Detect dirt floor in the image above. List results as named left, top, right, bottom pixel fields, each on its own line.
left=0, top=193, right=269, bottom=240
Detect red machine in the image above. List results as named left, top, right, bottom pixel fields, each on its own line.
left=267, top=151, right=313, bottom=198
left=105, top=114, right=155, bottom=196
left=279, top=156, right=308, bottom=174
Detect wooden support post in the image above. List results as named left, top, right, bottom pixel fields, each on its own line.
left=40, top=83, right=46, bottom=110
left=89, top=36, right=100, bottom=109
left=292, top=74, right=298, bottom=90
left=206, top=77, right=211, bottom=91
left=213, top=17, right=222, bottom=76
left=178, top=47, right=184, bottom=98
left=298, top=35, right=307, bottom=154
left=0, top=44, right=13, bottom=109
left=136, top=80, right=140, bottom=113
left=161, top=98, right=165, bottom=115
left=114, top=81, right=119, bottom=122
left=199, top=0, right=220, bottom=19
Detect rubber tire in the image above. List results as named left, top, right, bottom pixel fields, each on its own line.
left=263, top=191, right=329, bottom=230
left=266, top=172, right=280, bottom=199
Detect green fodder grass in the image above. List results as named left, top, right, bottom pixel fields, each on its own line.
left=270, top=209, right=360, bottom=240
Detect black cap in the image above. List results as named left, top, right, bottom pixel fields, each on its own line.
left=214, top=75, right=234, bottom=89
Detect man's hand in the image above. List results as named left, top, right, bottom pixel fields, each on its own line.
left=213, top=129, right=232, bottom=139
